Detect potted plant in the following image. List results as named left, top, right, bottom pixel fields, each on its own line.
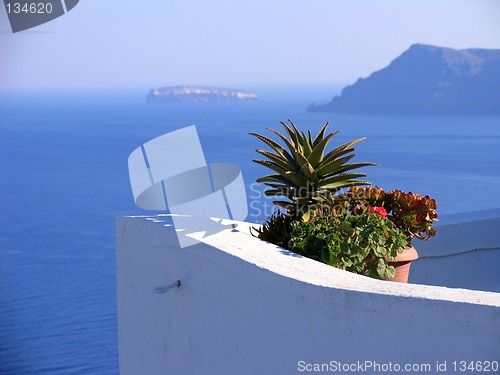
left=342, top=186, right=438, bottom=281
left=287, top=211, right=408, bottom=280
left=250, top=120, right=438, bottom=283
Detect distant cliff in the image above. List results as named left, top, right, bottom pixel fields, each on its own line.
left=146, top=86, right=258, bottom=103
left=308, top=44, right=500, bottom=115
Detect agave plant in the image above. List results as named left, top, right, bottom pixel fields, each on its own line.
left=249, top=119, right=377, bottom=221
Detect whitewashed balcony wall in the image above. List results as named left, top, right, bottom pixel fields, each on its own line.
left=116, top=215, right=500, bottom=375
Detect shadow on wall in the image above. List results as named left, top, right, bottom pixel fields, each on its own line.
left=410, top=217, right=500, bottom=293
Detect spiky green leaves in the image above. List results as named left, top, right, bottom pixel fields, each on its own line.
left=249, top=210, right=294, bottom=249
left=250, top=119, right=377, bottom=219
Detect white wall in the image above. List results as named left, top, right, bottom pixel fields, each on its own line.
left=410, top=217, right=500, bottom=292
left=116, top=216, right=500, bottom=375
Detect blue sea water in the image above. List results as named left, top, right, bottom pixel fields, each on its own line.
left=0, top=88, right=499, bottom=374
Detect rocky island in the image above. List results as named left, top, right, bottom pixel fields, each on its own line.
left=146, top=86, right=258, bottom=103
left=308, top=44, right=500, bottom=115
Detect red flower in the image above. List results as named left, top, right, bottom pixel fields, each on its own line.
left=369, top=206, right=388, bottom=218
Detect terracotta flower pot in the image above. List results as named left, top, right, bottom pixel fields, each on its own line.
left=382, top=246, right=419, bottom=283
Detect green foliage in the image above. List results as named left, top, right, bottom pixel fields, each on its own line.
left=249, top=119, right=439, bottom=281
left=288, top=213, right=409, bottom=279
left=250, top=120, right=377, bottom=221
left=250, top=210, right=296, bottom=249
left=343, top=186, right=438, bottom=243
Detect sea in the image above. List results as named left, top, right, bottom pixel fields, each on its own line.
left=1, top=86, right=499, bottom=374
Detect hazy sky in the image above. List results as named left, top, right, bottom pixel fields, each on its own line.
left=1, top=0, right=499, bottom=90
